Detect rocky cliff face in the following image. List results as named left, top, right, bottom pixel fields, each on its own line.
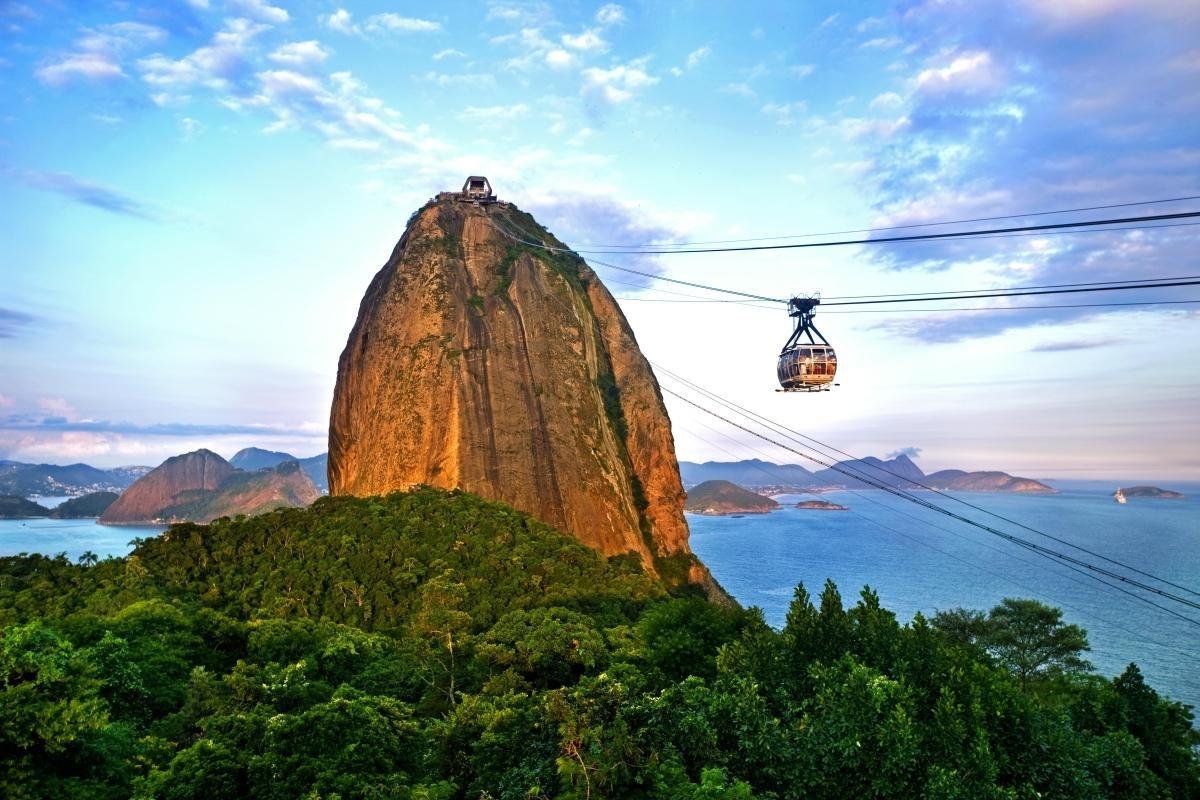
left=329, top=195, right=710, bottom=588
left=101, top=449, right=233, bottom=523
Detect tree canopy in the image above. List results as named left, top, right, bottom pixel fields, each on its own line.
left=0, top=487, right=1196, bottom=799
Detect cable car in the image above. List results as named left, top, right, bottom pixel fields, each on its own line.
left=777, top=296, right=837, bottom=391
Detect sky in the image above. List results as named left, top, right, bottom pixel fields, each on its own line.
left=1, top=0, right=1198, bottom=480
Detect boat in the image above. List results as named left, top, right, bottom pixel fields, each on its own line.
left=1113, top=488, right=1127, bottom=504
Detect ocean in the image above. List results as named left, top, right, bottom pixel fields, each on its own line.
left=2, top=485, right=1196, bottom=713
left=690, top=482, right=1200, bottom=715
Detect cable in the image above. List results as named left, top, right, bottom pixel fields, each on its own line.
left=571, top=195, right=1200, bottom=248
left=566, top=212, right=1200, bottom=255
left=822, top=274, right=1200, bottom=301
left=823, top=300, right=1200, bottom=314
left=661, top=381, right=1200, bottom=626
left=821, top=279, right=1200, bottom=306
left=491, top=213, right=1200, bottom=308
left=654, top=363, right=1200, bottom=602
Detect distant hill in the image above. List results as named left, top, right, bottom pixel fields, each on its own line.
left=926, top=470, right=1056, bottom=494
left=0, top=460, right=150, bottom=497
left=49, top=491, right=119, bottom=518
left=813, top=454, right=927, bottom=489
left=228, top=448, right=328, bottom=492
left=1118, top=486, right=1185, bottom=499
left=0, top=495, right=51, bottom=518
left=101, top=450, right=320, bottom=524
left=680, top=459, right=814, bottom=488
left=685, top=480, right=779, bottom=515
left=796, top=499, right=848, bottom=511
left=680, top=456, right=1054, bottom=494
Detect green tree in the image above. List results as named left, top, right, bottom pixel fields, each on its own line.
left=984, top=598, right=1091, bottom=687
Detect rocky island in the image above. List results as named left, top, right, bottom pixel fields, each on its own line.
left=796, top=499, right=849, bottom=511
left=685, top=480, right=780, bottom=515
left=1116, top=486, right=1185, bottom=500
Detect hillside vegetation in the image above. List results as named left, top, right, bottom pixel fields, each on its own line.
left=0, top=488, right=1196, bottom=799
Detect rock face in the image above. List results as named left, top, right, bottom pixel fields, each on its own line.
left=684, top=480, right=779, bottom=515
left=100, top=451, right=320, bottom=524
left=328, top=194, right=706, bottom=586
left=101, top=449, right=233, bottom=523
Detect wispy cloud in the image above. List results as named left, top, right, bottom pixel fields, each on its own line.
left=13, top=169, right=158, bottom=219
left=0, top=415, right=320, bottom=438
left=0, top=307, right=35, bottom=338
left=1029, top=338, right=1123, bottom=352
left=36, top=21, right=165, bottom=86
left=365, top=13, right=441, bottom=34
left=226, top=0, right=288, bottom=24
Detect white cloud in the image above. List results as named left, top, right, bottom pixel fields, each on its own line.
left=686, top=45, right=710, bottom=69
left=226, top=0, right=288, bottom=24
left=582, top=58, right=658, bottom=104
left=720, top=82, right=755, bottom=99
left=761, top=100, right=806, bottom=125
left=323, top=9, right=358, bottom=35
left=869, top=91, right=904, bottom=111
left=421, top=71, right=496, bottom=87
left=595, top=4, right=626, bottom=26
left=861, top=36, right=902, bottom=50
left=36, top=21, right=166, bottom=86
left=138, top=18, right=269, bottom=97
left=914, top=50, right=1000, bottom=94
left=786, top=173, right=806, bottom=185
left=562, top=29, right=607, bottom=52
left=457, top=103, right=529, bottom=120
left=179, top=115, right=203, bottom=140
left=433, top=48, right=466, bottom=60
left=269, top=40, right=331, bottom=68
left=545, top=49, right=575, bottom=69
left=791, top=63, right=815, bottom=78
left=366, top=13, right=441, bottom=34
left=840, top=115, right=911, bottom=140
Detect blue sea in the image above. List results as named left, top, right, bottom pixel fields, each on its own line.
left=690, top=482, right=1200, bottom=716
left=2, top=485, right=1197, bottom=714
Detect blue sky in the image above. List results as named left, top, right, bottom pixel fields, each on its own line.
left=1, top=0, right=1198, bottom=479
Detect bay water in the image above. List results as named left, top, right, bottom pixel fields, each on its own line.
left=690, top=482, right=1200, bottom=715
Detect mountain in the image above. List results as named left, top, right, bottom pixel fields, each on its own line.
left=926, top=470, right=1056, bottom=493
left=684, top=480, right=779, bottom=515
left=49, top=491, right=119, bottom=518
left=100, top=449, right=234, bottom=523
left=100, top=450, right=320, bottom=524
left=229, top=447, right=296, bottom=471
left=680, top=459, right=814, bottom=488
left=328, top=191, right=707, bottom=588
left=0, top=460, right=150, bottom=497
left=813, top=454, right=927, bottom=488
left=160, top=460, right=321, bottom=523
left=0, top=495, right=50, bottom=518
left=229, top=447, right=329, bottom=492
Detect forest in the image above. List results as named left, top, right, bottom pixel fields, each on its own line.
left=1, top=488, right=1197, bottom=799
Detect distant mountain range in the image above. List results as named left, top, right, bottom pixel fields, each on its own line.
left=0, top=461, right=151, bottom=497
left=0, top=449, right=329, bottom=497
left=679, top=455, right=1055, bottom=494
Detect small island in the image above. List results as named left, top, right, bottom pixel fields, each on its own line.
left=684, top=480, right=780, bottom=515
left=1116, top=486, right=1185, bottom=500
left=795, top=499, right=849, bottom=511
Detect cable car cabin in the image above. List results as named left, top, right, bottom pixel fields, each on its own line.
left=777, top=296, right=838, bottom=392
left=459, top=175, right=496, bottom=204
left=777, top=345, right=837, bottom=390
